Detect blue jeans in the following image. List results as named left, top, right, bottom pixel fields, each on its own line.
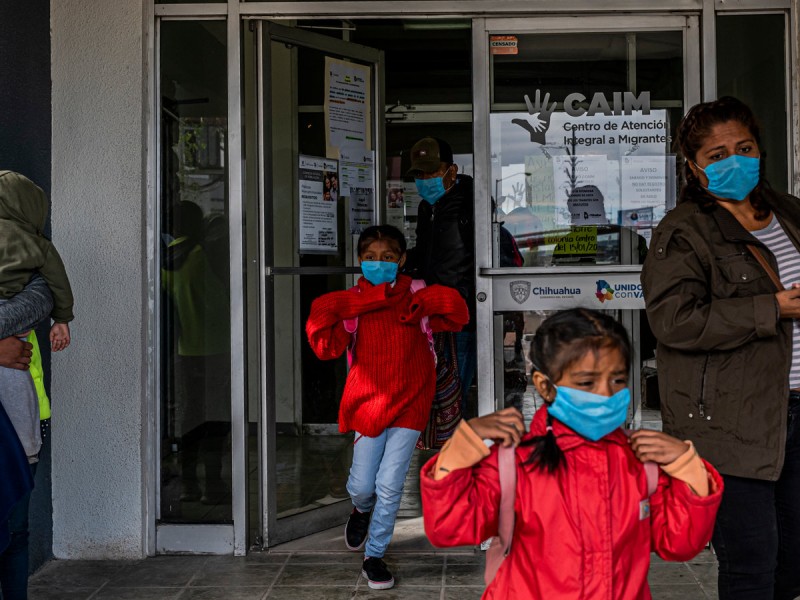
left=712, top=399, right=800, bottom=600
left=0, top=462, right=36, bottom=600
left=346, top=427, right=419, bottom=559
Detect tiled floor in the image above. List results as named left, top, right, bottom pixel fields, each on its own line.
left=29, top=517, right=719, bottom=599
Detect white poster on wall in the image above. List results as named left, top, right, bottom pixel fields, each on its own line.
left=325, top=57, right=371, bottom=158
left=299, top=155, right=339, bottom=254
left=349, top=187, right=375, bottom=234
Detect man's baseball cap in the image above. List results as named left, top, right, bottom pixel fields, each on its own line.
left=407, top=137, right=454, bottom=176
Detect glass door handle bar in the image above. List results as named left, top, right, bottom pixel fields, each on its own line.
left=265, top=266, right=362, bottom=276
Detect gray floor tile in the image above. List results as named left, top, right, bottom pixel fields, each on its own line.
left=650, top=583, right=710, bottom=599
left=29, top=559, right=133, bottom=588
left=354, top=587, right=441, bottom=599
left=444, top=552, right=484, bottom=565
left=648, top=563, right=697, bottom=585
left=378, top=562, right=443, bottom=587
left=93, top=588, right=184, bottom=599
left=445, top=563, right=486, bottom=587
left=29, top=589, right=97, bottom=600
left=179, top=587, right=268, bottom=599
left=273, top=563, right=361, bottom=587
left=284, top=552, right=364, bottom=565
left=443, top=588, right=484, bottom=600
left=266, top=587, right=354, bottom=599
left=106, top=556, right=209, bottom=588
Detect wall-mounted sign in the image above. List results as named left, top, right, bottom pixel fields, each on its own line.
left=491, top=272, right=645, bottom=311
left=490, top=35, right=518, bottom=55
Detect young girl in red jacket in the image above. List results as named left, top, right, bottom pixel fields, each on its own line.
left=306, top=224, right=468, bottom=590
left=421, top=308, right=723, bottom=599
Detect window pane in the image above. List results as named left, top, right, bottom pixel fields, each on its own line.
left=159, top=20, right=231, bottom=523
left=490, top=31, right=683, bottom=267
left=717, top=14, right=788, bottom=192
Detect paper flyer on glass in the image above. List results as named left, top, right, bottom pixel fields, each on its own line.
left=298, top=155, right=339, bottom=254
left=324, top=57, right=371, bottom=158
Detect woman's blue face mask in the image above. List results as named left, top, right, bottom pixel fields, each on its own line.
left=547, top=386, right=630, bottom=441
left=360, top=261, right=399, bottom=285
left=695, top=155, right=760, bottom=202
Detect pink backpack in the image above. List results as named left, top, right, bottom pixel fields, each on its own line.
left=484, top=436, right=659, bottom=585
left=342, top=279, right=434, bottom=366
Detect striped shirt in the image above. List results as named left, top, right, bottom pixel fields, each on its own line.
left=751, top=215, right=800, bottom=388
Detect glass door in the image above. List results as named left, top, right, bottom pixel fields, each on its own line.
left=253, top=21, right=384, bottom=546
left=472, top=16, right=700, bottom=427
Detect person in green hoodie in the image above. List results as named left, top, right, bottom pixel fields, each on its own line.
left=0, top=170, right=74, bottom=352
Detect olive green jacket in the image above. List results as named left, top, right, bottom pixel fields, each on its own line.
left=0, top=171, right=73, bottom=323
left=641, top=195, right=800, bottom=481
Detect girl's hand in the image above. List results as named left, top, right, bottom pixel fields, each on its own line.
left=628, top=429, right=689, bottom=465
left=467, top=407, right=525, bottom=448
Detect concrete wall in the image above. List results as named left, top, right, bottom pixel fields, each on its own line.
left=0, top=0, right=53, bottom=573
left=51, top=0, right=146, bottom=558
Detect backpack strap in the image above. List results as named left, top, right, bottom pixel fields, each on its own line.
left=409, top=279, right=435, bottom=360
left=342, top=280, right=435, bottom=365
left=484, top=444, right=517, bottom=585
left=496, top=444, right=517, bottom=549
left=643, top=460, right=659, bottom=497
left=624, top=428, right=660, bottom=497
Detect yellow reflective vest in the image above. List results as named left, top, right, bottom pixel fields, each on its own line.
left=27, top=331, right=50, bottom=420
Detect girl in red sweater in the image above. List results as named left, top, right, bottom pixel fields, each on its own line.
left=306, top=224, right=468, bottom=590
left=421, top=308, right=723, bottom=599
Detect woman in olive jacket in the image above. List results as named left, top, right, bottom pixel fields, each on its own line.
left=641, top=97, right=800, bottom=600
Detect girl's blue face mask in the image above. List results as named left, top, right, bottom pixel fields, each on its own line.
left=696, top=155, right=760, bottom=202
left=547, top=386, right=630, bottom=442
left=360, top=260, right=399, bottom=285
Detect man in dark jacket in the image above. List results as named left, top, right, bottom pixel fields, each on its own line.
left=404, top=137, right=476, bottom=412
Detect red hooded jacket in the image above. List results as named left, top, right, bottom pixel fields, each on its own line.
left=421, top=409, right=723, bottom=599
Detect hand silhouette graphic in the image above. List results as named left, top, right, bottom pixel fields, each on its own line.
left=512, top=90, right=558, bottom=145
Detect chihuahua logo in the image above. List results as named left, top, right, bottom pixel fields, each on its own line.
left=510, top=281, right=531, bottom=305
left=512, top=90, right=557, bottom=145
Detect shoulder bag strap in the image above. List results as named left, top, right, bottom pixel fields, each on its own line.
left=746, top=243, right=784, bottom=291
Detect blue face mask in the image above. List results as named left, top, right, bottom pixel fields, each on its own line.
left=696, top=155, right=760, bottom=202
left=415, top=176, right=447, bottom=204
left=547, top=386, right=630, bottom=442
left=360, top=261, right=399, bottom=285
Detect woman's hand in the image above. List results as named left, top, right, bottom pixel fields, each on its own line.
left=776, top=284, right=800, bottom=319
left=0, top=336, right=32, bottom=370
left=629, top=430, right=689, bottom=465
left=467, top=407, right=525, bottom=447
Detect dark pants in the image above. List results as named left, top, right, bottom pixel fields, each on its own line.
left=0, top=462, right=36, bottom=600
left=712, top=398, right=800, bottom=600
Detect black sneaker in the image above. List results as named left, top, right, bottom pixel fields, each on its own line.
left=362, top=557, right=394, bottom=590
left=345, top=507, right=371, bottom=551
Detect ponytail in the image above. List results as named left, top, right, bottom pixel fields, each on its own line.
left=520, top=412, right=565, bottom=473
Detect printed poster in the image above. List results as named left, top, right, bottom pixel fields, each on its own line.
left=349, top=187, right=375, bottom=235
left=299, top=155, right=339, bottom=254
left=325, top=57, right=372, bottom=158
left=339, top=146, right=374, bottom=197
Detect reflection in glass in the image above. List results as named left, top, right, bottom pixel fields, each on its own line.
left=159, top=21, right=231, bottom=523
left=489, top=31, right=683, bottom=268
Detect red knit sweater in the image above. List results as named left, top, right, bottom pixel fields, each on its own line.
left=306, top=274, right=469, bottom=437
